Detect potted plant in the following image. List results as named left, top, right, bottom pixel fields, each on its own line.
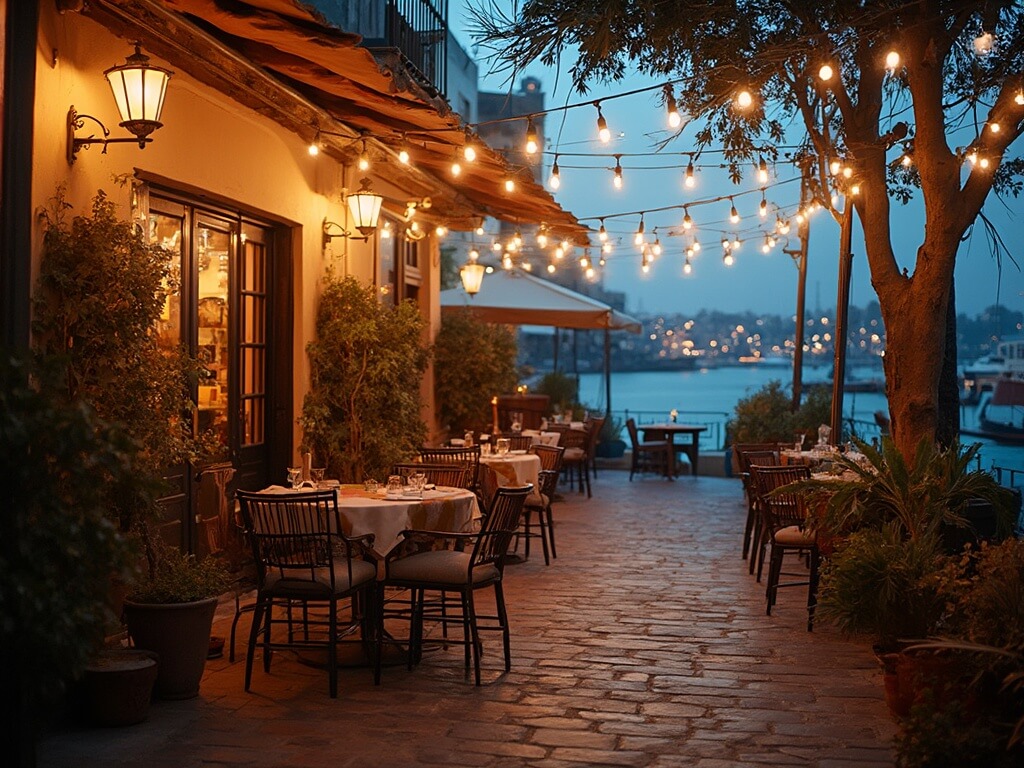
left=301, top=274, right=430, bottom=482
left=595, top=415, right=627, bottom=458
left=33, top=189, right=225, bottom=700
left=122, top=545, right=230, bottom=699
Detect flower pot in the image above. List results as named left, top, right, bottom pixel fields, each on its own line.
left=123, top=596, right=218, bottom=700
left=83, top=649, right=159, bottom=726
left=596, top=439, right=627, bottom=459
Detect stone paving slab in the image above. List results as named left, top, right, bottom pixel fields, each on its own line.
left=40, top=473, right=896, bottom=767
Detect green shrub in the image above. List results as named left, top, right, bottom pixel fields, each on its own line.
left=128, top=546, right=231, bottom=604
left=301, top=274, right=429, bottom=482
left=434, top=310, right=518, bottom=432
left=536, top=371, right=580, bottom=414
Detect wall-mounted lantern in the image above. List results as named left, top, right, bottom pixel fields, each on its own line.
left=322, top=178, right=384, bottom=246
left=460, top=248, right=486, bottom=296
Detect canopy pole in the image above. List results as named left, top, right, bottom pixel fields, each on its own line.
left=604, top=327, right=612, bottom=418
left=830, top=200, right=855, bottom=441
left=553, top=328, right=559, bottom=372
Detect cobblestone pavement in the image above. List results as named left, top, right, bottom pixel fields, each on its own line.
left=41, top=472, right=895, bottom=767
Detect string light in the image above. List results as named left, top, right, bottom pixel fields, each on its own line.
left=989, top=122, right=1001, bottom=134
left=613, top=156, right=624, bottom=189
left=652, top=231, right=663, bottom=257
left=504, top=177, right=515, bottom=192
left=684, top=158, right=696, bottom=188
left=580, top=255, right=590, bottom=268
left=492, top=241, right=502, bottom=251
left=463, top=130, right=478, bottom=162
left=513, top=230, right=523, bottom=248
left=683, top=256, right=693, bottom=275
left=475, top=220, right=485, bottom=236
left=979, top=156, right=991, bottom=169
left=759, top=194, right=768, bottom=218
left=885, top=50, right=901, bottom=70
left=602, top=241, right=613, bottom=254
left=818, top=63, right=835, bottom=82
left=829, top=159, right=842, bottom=175
left=731, top=236, right=742, bottom=250
left=762, top=235, right=772, bottom=254
left=398, top=138, right=411, bottom=165
left=381, top=220, right=392, bottom=239
left=549, top=156, right=561, bottom=189
left=729, top=198, right=740, bottom=224
left=358, top=138, right=370, bottom=171
left=599, top=256, right=606, bottom=266
left=641, top=250, right=651, bottom=273
left=525, top=117, right=539, bottom=154
left=692, top=240, right=701, bottom=253
left=665, top=85, right=681, bottom=128
left=723, top=251, right=735, bottom=267
left=901, top=153, right=913, bottom=167
left=634, top=215, right=645, bottom=246
left=554, top=246, right=564, bottom=260
left=973, top=31, right=994, bottom=56
left=682, top=208, right=693, bottom=230
left=451, top=156, right=462, bottom=177
left=585, top=266, right=596, bottom=279
left=598, top=219, right=608, bottom=241
left=435, top=225, right=448, bottom=238
left=547, top=263, right=556, bottom=274
left=502, top=254, right=513, bottom=270
left=536, top=228, right=548, bottom=248
left=757, top=156, right=769, bottom=184
left=1016, top=90, right=1024, bottom=106
left=596, top=103, right=611, bottom=143
left=560, top=238, right=571, bottom=252
left=308, top=134, right=320, bottom=156
left=522, top=261, right=533, bottom=272
left=735, top=89, right=753, bottom=109
left=850, top=183, right=861, bottom=195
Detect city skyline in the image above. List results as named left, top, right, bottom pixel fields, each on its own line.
left=450, top=1, right=1023, bottom=320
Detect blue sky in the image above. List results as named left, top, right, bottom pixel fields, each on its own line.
left=448, top=2, right=1023, bottom=319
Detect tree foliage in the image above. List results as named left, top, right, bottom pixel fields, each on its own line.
left=470, top=0, right=1024, bottom=458
left=301, top=275, right=430, bottom=482
left=434, top=310, right=518, bottom=432
left=726, top=379, right=831, bottom=444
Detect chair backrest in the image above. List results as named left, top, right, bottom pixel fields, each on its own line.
left=625, top=418, right=640, bottom=449
left=418, top=445, right=481, bottom=488
left=740, top=450, right=781, bottom=495
left=392, top=463, right=469, bottom=490
left=584, top=416, right=605, bottom=454
left=507, top=434, right=533, bottom=451
left=472, top=485, right=531, bottom=570
left=536, top=469, right=560, bottom=499
left=236, top=490, right=359, bottom=593
left=749, top=465, right=810, bottom=529
left=532, top=443, right=565, bottom=472
left=560, top=428, right=589, bottom=453
left=733, top=441, right=781, bottom=475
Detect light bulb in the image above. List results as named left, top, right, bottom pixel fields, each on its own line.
left=522, top=261, right=532, bottom=271
left=585, top=266, right=595, bottom=279
left=537, top=232, right=548, bottom=248
left=634, top=217, right=645, bottom=246
left=732, top=236, right=741, bottom=250
left=736, top=90, right=753, bottom=109
left=464, top=143, right=477, bottom=162
left=682, top=210, right=693, bottom=230
left=818, top=63, right=834, bottom=82
left=762, top=236, right=771, bottom=254
left=598, top=222, right=608, bottom=241
left=885, top=50, right=900, bottom=70
left=729, top=202, right=740, bottom=224
left=901, top=154, right=912, bottom=167
left=513, top=230, right=523, bottom=247
left=475, top=223, right=485, bottom=236
left=308, top=142, right=319, bottom=156
left=613, top=159, right=623, bottom=189
left=599, top=257, right=606, bottom=266
left=435, top=225, right=447, bottom=237
left=506, top=240, right=517, bottom=253
left=504, top=178, right=515, bottom=192
left=684, top=160, right=695, bottom=188
left=757, top=156, right=769, bottom=183
left=468, top=248, right=479, bottom=262
left=525, top=118, right=539, bottom=154
left=979, top=156, right=991, bottom=169
left=692, top=240, right=701, bottom=253
left=561, top=239, right=571, bottom=251
left=850, top=183, right=861, bottom=195
left=829, top=159, right=841, bottom=175
left=554, top=247, right=564, bottom=260
left=451, top=160, right=462, bottom=177
left=547, top=263, right=556, bottom=274
left=381, top=221, right=392, bottom=239
left=652, top=237, right=662, bottom=257
left=580, top=256, right=590, bottom=268
left=683, top=258, right=692, bottom=275
left=602, top=242, right=612, bottom=254
left=1016, top=90, right=1024, bottom=106
left=842, top=166, right=853, bottom=178
left=723, top=252, right=735, bottom=267
left=721, top=237, right=731, bottom=249
left=665, top=86, right=681, bottom=128
left=492, top=241, right=502, bottom=251
left=549, top=159, right=561, bottom=189
left=967, top=150, right=978, bottom=165
left=759, top=198, right=768, bottom=217
left=358, top=153, right=370, bottom=171
left=990, top=122, right=1001, bottom=133
left=502, top=255, right=512, bottom=270
left=398, top=147, right=410, bottom=164
left=596, top=105, right=611, bottom=143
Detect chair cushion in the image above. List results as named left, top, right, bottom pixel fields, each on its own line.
left=563, top=447, right=586, bottom=461
left=637, top=441, right=669, bottom=450
left=263, top=557, right=377, bottom=598
left=525, top=492, right=548, bottom=509
left=773, top=525, right=816, bottom=546
left=387, top=550, right=499, bottom=586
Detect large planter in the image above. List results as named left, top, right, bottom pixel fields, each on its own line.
left=83, top=649, right=159, bottom=726
left=595, top=439, right=627, bottom=459
left=123, top=596, right=218, bottom=700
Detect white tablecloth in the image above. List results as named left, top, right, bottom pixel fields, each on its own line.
left=479, top=453, right=542, bottom=505
left=522, top=429, right=561, bottom=446
left=258, top=485, right=480, bottom=558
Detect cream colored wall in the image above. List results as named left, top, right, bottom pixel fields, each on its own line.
left=33, top=7, right=438, bottom=464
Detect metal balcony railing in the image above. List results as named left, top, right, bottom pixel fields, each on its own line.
left=379, top=0, right=448, bottom=97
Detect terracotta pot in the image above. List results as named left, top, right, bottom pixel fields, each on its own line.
left=83, top=649, right=159, bottom=726
left=878, top=647, right=967, bottom=720
left=123, top=597, right=218, bottom=700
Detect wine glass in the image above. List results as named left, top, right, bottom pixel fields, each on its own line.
left=310, top=467, right=326, bottom=487
left=287, top=467, right=302, bottom=489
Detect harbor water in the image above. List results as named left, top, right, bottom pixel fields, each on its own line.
left=577, top=364, right=1024, bottom=474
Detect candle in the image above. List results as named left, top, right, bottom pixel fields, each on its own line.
left=670, top=409, right=678, bottom=423
left=491, top=396, right=499, bottom=433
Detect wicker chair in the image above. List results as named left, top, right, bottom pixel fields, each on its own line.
left=625, top=418, right=673, bottom=481
left=505, top=434, right=534, bottom=452
left=520, top=470, right=560, bottom=564
left=236, top=490, right=380, bottom=697
left=583, top=415, right=605, bottom=479
left=384, top=485, right=532, bottom=684
left=559, top=427, right=592, bottom=497
left=735, top=447, right=781, bottom=561
left=417, top=445, right=480, bottom=492
left=530, top=444, right=565, bottom=558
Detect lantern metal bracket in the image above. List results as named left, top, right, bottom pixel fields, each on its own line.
left=67, top=106, right=152, bottom=165
left=322, top=217, right=368, bottom=248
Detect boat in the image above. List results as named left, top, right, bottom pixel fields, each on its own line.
left=962, top=379, right=1024, bottom=444
left=962, top=336, right=1024, bottom=404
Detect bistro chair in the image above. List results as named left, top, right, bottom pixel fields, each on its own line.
left=418, top=445, right=481, bottom=493
left=559, top=427, right=593, bottom=497
left=625, top=418, right=673, bottom=481
left=583, top=415, right=605, bottom=479
left=530, top=444, right=565, bottom=558
left=236, top=490, right=380, bottom=697
left=519, top=470, right=560, bottom=565
left=751, top=465, right=819, bottom=631
left=505, top=434, right=534, bottom=452
left=736, top=447, right=781, bottom=561
left=391, top=463, right=469, bottom=490
left=383, top=485, right=532, bottom=684
left=748, top=465, right=809, bottom=581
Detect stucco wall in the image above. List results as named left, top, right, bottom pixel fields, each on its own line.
left=33, top=6, right=438, bottom=463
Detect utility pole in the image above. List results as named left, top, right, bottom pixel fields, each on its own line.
left=830, top=198, right=855, bottom=441
left=785, top=158, right=813, bottom=411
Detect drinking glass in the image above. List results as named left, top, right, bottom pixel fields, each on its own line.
left=793, top=434, right=803, bottom=452
left=363, top=478, right=379, bottom=494
left=310, top=467, right=326, bottom=487
left=410, top=472, right=427, bottom=497
left=496, top=438, right=511, bottom=455
left=481, top=442, right=492, bottom=456
left=818, top=424, right=832, bottom=447
left=287, top=467, right=302, bottom=489
left=386, top=475, right=402, bottom=496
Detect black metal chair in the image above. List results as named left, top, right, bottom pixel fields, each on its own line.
left=735, top=446, right=781, bottom=560
left=529, top=444, right=565, bottom=559
left=520, top=470, right=560, bottom=564
left=383, top=485, right=531, bottom=684
left=236, top=490, right=380, bottom=697
left=418, top=445, right=481, bottom=492
left=560, top=427, right=593, bottom=496
left=505, top=434, right=534, bottom=452
left=391, top=463, right=469, bottom=490
left=625, top=418, right=673, bottom=481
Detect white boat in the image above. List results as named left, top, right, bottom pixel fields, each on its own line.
left=962, top=379, right=1024, bottom=444
left=962, top=336, right=1024, bottom=403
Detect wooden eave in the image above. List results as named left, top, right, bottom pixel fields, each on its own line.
left=82, top=0, right=588, bottom=240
